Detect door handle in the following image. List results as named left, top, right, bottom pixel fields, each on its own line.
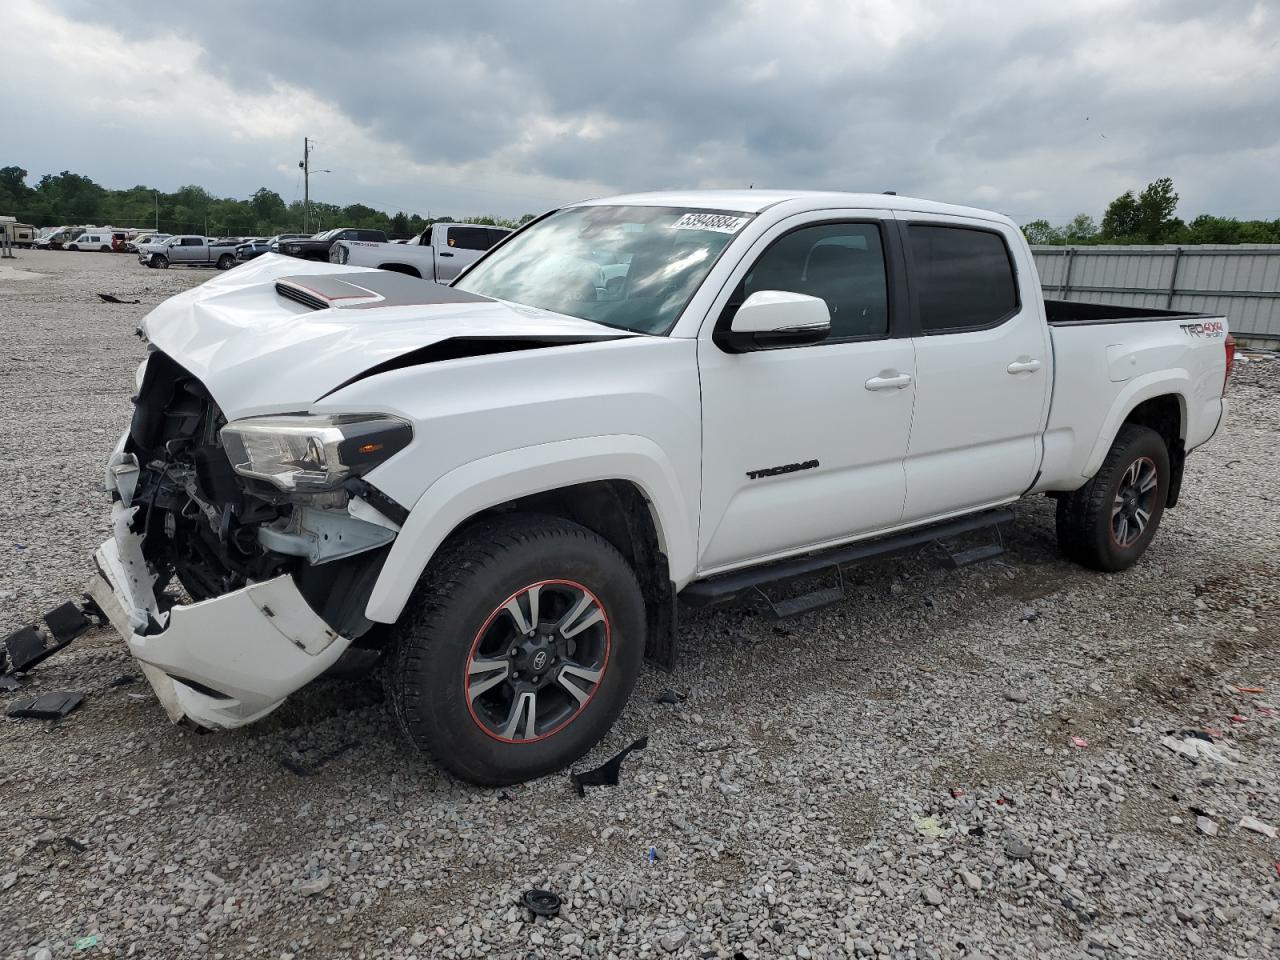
left=865, top=372, right=912, bottom=391
left=439, top=251, right=454, bottom=257
left=1007, top=358, right=1042, bottom=374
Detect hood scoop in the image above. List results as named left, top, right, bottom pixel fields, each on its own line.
left=275, top=271, right=493, bottom=312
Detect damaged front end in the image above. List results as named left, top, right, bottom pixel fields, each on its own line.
left=89, top=351, right=408, bottom=729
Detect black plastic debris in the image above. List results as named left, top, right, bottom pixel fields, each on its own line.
left=108, top=675, right=139, bottom=688
left=97, top=293, right=141, bottom=304
left=571, top=736, right=648, bottom=797
left=7, top=691, right=84, bottom=719
left=654, top=688, right=685, bottom=705
left=280, top=741, right=357, bottom=777
left=520, top=889, right=561, bottom=919
left=1, top=597, right=103, bottom=682
left=63, top=837, right=88, bottom=853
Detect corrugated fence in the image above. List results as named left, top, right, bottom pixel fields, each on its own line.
left=1032, top=244, right=1280, bottom=346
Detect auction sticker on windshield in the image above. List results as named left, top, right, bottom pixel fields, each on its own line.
left=671, top=212, right=749, bottom=234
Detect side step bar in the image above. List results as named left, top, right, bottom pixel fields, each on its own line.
left=679, top=508, right=1013, bottom=610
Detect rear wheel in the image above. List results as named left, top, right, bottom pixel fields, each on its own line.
left=388, top=514, right=646, bottom=785
left=1056, top=423, right=1170, bottom=572
left=216, top=253, right=234, bottom=270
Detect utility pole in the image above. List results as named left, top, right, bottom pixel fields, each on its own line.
left=154, top=191, right=159, bottom=231
left=299, top=137, right=311, bottom=234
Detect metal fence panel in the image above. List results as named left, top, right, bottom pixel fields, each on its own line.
left=1032, top=244, right=1280, bottom=345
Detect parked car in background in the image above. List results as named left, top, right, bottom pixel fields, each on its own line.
left=127, top=233, right=172, bottom=253
left=331, top=222, right=511, bottom=282
left=237, top=233, right=310, bottom=263
left=89, top=190, right=1233, bottom=785
left=138, top=235, right=239, bottom=270
left=275, top=228, right=387, bottom=261
left=36, top=226, right=89, bottom=250
left=67, top=230, right=126, bottom=252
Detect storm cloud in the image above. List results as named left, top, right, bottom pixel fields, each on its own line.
left=10, top=0, right=1280, bottom=222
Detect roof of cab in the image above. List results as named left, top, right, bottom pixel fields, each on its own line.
left=570, top=189, right=1014, bottom=226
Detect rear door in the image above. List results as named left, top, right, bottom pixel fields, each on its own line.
left=697, top=212, right=915, bottom=572
left=896, top=215, right=1052, bottom=522
left=437, top=226, right=492, bottom=281
left=171, top=237, right=203, bottom=263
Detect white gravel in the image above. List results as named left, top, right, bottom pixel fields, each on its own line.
left=2, top=250, right=1278, bottom=960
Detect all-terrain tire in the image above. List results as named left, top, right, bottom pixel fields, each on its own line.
left=1056, top=423, right=1170, bottom=572
left=388, top=513, right=646, bottom=786
left=151, top=254, right=169, bottom=269
left=217, top=253, right=235, bottom=270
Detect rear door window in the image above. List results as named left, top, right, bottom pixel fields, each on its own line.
left=907, top=225, right=1018, bottom=333
left=486, top=228, right=510, bottom=247
left=448, top=227, right=492, bottom=251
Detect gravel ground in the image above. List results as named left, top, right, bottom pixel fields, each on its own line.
left=1, top=249, right=1278, bottom=960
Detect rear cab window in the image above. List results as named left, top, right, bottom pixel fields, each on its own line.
left=907, top=224, right=1018, bottom=333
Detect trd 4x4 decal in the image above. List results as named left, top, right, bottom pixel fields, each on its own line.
left=1180, top=320, right=1225, bottom=338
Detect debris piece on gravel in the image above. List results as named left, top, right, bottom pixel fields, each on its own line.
left=1160, top=733, right=1240, bottom=765
left=1239, top=816, right=1278, bottom=839
left=1005, top=835, right=1033, bottom=860
left=520, top=889, right=562, bottom=918
left=1196, top=816, right=1220, bottom=837
left=7, top=690, right=84, bottom=719
left=571, top=735, right=648, bottom=796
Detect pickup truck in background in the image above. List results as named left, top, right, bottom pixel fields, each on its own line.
left=137, top=235, right=240, bottom=270
left=330, top=222, right=512, bottom=281
left=274, top=228, right=387, bottom=261
left=237, top=234, right=310, bottom=263
left=91, top=190, right=1232, bottom=786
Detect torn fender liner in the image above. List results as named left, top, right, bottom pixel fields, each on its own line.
left=276, top=271, right=492, bottom=312
left=571, top=736, right=649, bottom=796
left=321, top=333, right=630, bottom=399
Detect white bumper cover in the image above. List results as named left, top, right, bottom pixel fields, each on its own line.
left=89, top=531, right=353, bottom=730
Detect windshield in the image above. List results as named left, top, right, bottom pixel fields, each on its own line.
left=454, top=205, right=753, bottom=334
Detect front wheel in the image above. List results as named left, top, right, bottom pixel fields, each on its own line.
left=1056, top=423, right=1170, bottom=572
left=388, top=514, right=646, bottom=786
left=151, top=254, right=169, bottom=269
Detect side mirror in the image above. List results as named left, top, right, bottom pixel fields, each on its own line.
left=714, top=290, right=831, bottom=353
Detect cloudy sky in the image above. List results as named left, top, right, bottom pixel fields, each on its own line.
left=8, top=0, right=1280, bottom=223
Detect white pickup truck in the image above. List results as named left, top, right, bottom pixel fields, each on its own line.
left=89, top=190, right=1233, bottom=785
left=330, top=222, right=511, bottom=281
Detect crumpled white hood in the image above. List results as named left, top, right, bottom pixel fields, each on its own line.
left=140, top=254, right=628, bottom=420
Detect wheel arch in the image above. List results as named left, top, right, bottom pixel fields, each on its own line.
left=377, top=262, right=422, bottom=279
left=1083, top=381, right=1188, bottom=505
left=363, top=436, right=694, bottom=664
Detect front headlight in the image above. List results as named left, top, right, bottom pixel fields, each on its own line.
left=220, top=415, right=412, bottom=493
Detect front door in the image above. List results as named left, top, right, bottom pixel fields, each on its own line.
left=897, top=216, right=1052, bottom=523
left=697, top=214, right=916, bottom=573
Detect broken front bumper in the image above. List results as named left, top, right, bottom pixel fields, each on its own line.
left=88, top=529, right=353, bottom=730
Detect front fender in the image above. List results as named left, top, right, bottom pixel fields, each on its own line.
left=363, top=435, right=695, bottom=624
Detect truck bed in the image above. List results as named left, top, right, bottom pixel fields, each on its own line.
left=1045, top=299, right=1218, bottom=326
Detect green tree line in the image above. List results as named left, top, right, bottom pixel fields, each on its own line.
left=1021, top=177, right=1280, bottom=246
left=0, top=166, right=535, bottom=239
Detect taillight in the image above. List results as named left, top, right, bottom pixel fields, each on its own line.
left=1223, top=334, right=1236, bottom=393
